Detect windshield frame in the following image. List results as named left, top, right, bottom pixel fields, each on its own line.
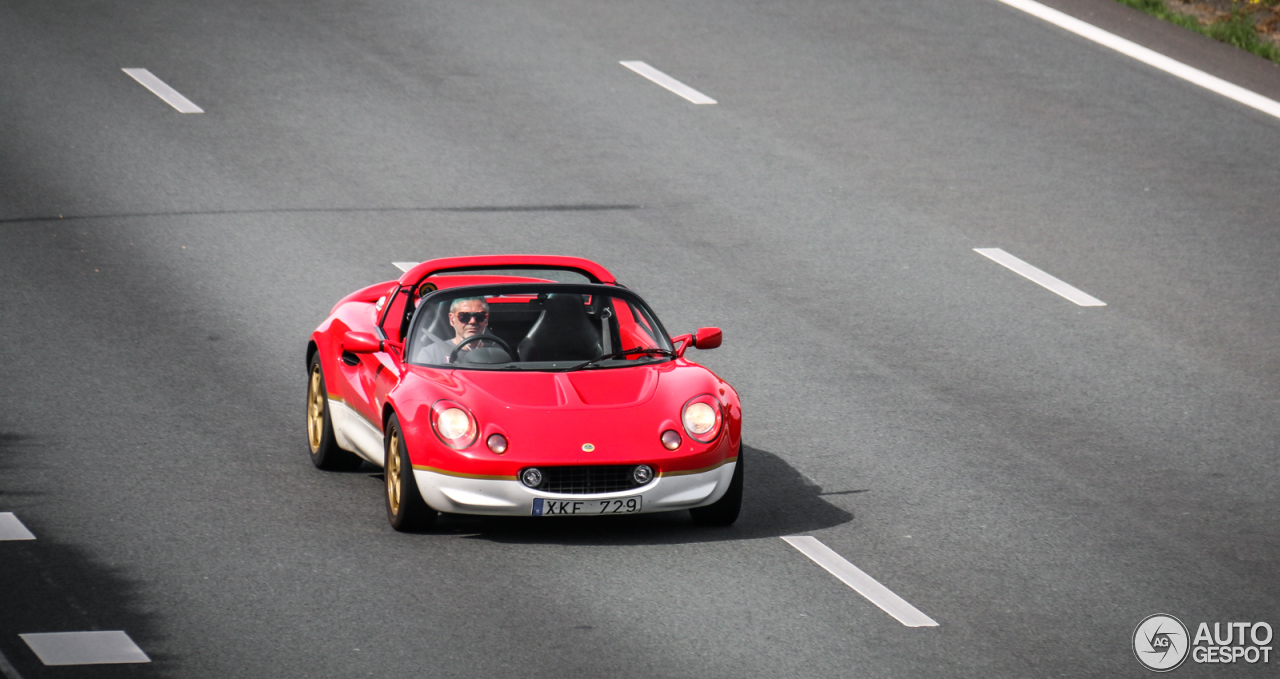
left=404, top=283, right=674, bottom=371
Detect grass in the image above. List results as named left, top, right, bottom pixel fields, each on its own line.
left=1113, top=0, right=1280, bottom=64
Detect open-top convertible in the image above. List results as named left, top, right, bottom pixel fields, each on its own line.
left=306, top=255, right=742, bottom=531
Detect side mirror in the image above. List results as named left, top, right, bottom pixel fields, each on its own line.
left=343, top=331, right=382, bottom=354
left=692, top=327, right=722, bottom=350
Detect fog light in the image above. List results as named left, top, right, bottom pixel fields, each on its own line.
left=521, top=468, right=543, bottom=488
left=660, top=429, right=681, bottom=451
left=632, top=464, right=654, bottom=485
left=487, top=433, right=508, bottom=454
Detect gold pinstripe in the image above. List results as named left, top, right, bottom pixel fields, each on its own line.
left=412, top=465, right=518, bottom=481
left=659, top=456, right=737, bottom=478
left=411, top=457, right=735, bottom=482
left=327, top=396, right=382, bottom=429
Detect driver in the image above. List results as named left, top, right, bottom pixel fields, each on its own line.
left=419, top=297, right=496, bottom=364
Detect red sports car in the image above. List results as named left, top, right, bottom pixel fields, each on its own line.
left=306, top=255, right=742, bottom=531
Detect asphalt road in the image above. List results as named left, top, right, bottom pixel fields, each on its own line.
left=1, top=0, right=1278, bottom=676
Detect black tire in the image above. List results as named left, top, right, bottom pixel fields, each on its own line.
left=690, top=444, right=744, bottom=526
left=307, top=354, right=363, bottom=471
left=384, top=414, right=437, bottom=532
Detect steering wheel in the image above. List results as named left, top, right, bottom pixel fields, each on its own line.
left=450, top=334, right=514, bottom=363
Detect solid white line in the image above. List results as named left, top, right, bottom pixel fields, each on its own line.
left=0, top=512, right=36, bottom=540
left=782, top=536, right=939, bottom=627
left=996, top=0, right=1280, bottom=120
left=620, top=61, right=717, bottom=104
left=392, top=262, right=419, bottom=273
left=122, top=68, right=204, bottom=113
left=974, top=248, right=1106, bottom=306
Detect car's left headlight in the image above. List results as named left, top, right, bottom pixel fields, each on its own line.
left=681, top=394, right=722, bottom=443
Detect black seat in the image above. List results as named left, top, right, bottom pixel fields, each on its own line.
left=517, top=294, right=601, bottom=361
left=421, top=300, right=455, bottom=343
left=409, top=300, right=457, bottom=363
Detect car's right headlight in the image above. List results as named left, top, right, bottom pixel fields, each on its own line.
left=681, top=394, right=722, bottom=443
left=431, top=400, right=477, bottom=449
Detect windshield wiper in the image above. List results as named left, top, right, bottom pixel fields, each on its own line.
left=565, top=348, right=675, bottom=371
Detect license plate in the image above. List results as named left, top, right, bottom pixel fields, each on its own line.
left=532, top=496, right=642, bottom=516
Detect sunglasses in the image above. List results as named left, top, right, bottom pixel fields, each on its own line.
left=455, top=312, right=488, bottom=323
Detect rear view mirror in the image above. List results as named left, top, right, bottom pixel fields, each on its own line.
left=343, top=331, right=383, bottom=354
left=693, top=327, right=722, bottom=350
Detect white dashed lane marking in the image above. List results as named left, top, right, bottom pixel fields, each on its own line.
left=0, top=513, right=35, bottom=540
left=974, top=248, right=1106, bottom=306
left=782, top=536, right=939, bottom=627
left=392, top=262, right=420, bottom=273
left=997, top=0, right=1280, bottom=120
left=122, top=69, right=204, bottom=113
left=19, top=632, right=150, bottom=666
left=620, top=61, right=717, bottom=105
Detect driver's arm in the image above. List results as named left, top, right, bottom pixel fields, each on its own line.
left=416, top=341, right=451, bottom=365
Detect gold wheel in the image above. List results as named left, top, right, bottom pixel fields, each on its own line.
left=307, top=364, right=325, bottom=453
left=386, top=429, right=402, bottom=515
left=383, top=414, right=434, bottom=531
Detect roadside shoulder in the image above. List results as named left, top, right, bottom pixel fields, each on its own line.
left=1016, top=0, right=1280, bottom=104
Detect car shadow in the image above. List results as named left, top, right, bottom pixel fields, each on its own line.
left=421, top=444, right=856, bottom=546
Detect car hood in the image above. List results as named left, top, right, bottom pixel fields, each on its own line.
left=452, top=366, right=660, bottom=408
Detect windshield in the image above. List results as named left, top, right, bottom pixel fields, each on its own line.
left=405, top=284, right=674, bottom=371
left=429, top=267, right=592, bottom=284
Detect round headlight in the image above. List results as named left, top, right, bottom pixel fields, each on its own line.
left=681, top=395, right=722, bottom=443
left=684, top=403, right=716, bottom=434
left=632, top=464, right=654, bottom=485
left=660, top=429, right=682, bottom=451
left=486, top=433, right=508, bottom=454
left=521, top=468, right=543, bottom=488
left=431, top=400, right=478, bottom=449
left=438, top=408, right=471, bottom=440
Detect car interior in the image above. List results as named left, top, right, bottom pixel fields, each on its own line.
left=408, top=289, right=664, bottom=366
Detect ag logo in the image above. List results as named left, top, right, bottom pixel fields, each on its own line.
left=1134, top=614, right=1190, bottom=672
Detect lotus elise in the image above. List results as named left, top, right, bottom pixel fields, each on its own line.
left=305, top=255, right=742, bottom=531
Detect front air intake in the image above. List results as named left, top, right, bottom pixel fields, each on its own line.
left=522, top=465, right=651, bottom=494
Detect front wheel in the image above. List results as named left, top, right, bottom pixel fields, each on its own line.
left=690, top=444, right=743, bottom=526
left=384, top=414, right=437, bottom=532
